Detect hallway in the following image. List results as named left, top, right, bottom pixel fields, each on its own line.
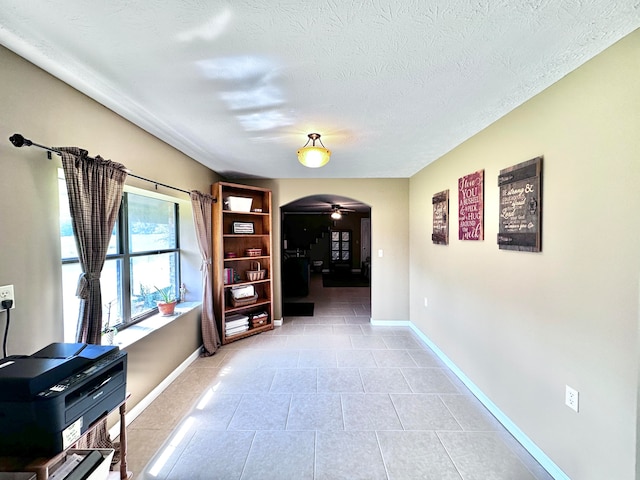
left=126, top=274, right=551, bottom=479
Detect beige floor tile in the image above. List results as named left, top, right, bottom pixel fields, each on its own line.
left=127, top=273, right=552, bottom=480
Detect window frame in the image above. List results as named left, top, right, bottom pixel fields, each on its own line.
left=120, top=193, right=181, bottom=326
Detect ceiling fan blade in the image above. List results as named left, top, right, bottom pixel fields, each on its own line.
left=331, top=204, right=355, bottom=213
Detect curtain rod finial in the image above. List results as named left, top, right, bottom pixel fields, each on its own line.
left=9, top=133, right=32, bottom=148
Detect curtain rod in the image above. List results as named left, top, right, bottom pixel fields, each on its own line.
left=9, top=133, right=195, bottom=196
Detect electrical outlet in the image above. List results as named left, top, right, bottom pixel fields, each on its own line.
left=565, top=385, right=579, bottom=412
left=0, top=285, right=15, bottom=311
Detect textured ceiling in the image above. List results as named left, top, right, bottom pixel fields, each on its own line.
left=0, top=1, right=638, bottom=179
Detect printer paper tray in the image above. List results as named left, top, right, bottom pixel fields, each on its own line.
left=65, top=369, right=125, bottom=424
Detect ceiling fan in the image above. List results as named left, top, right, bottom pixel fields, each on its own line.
left=326, top=204, right=354, bottom=219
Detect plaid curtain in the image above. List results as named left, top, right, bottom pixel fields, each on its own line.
left=190, top=191, right=221, bottom=355
left=59, top=147, right=127, bottom=344
left=59, top=147, right=127, bottom=455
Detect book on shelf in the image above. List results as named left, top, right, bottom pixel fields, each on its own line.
left=226, top=324, right=249, bottom=336
left=223, top=268, right=234, bottom=285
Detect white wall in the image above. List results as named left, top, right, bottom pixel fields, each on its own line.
left=409, top=30, right=640, bottom=479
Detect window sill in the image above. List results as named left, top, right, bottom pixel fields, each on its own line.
left=111, top=301, right=201, bottom=349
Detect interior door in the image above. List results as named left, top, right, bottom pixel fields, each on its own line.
left=330, top=229, right=351, bottom=272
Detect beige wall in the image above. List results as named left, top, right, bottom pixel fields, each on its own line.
left=251, top=178, right=410, bottom=322
left=0, top=45, right=219, bottom=412
left=123, top=306, right=201, bottom=421
left=409, top=30, right=640, bottom=479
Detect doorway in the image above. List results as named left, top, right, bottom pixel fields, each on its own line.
left=280, top=194, right=371, bottom=314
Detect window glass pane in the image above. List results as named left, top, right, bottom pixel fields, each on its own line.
left=62, top=262, right=81, bottom=342
left=128, top=194, right=177, bottom=252
left=59, top=175, right=118, bottom=258
left=59, top=175, right=78, bottom=259
left=130, top=252, right=178, bottom=317
left=109, top=223, right=119, bottom=255
left=62, top=259, right=122, bottom=342
left=102, top=259, right=124, bottom=330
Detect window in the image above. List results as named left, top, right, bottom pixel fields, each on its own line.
left=330, top=229, right=350, bottom=262
left=59, top=173, right=180, bottom=342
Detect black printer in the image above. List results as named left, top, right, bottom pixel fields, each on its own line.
left=0, top=342, right=127, bottom=455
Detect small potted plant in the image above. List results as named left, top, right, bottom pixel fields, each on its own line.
left=155, top=286, right=177, bottom=316
left=102, top=299, right=118, bottom=345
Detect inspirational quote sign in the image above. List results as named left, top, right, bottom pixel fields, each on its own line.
left=497, top=156, right=542, bottom=252
left=432, top=190, right=449, bottom=245
left=458, top=170, right=484, bottom=241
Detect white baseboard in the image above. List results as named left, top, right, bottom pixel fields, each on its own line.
left=109, top=347, right=201, bottom=439
left=371, top=318, right=568, bottom=480
left=370, top=319, right=411, bottom=327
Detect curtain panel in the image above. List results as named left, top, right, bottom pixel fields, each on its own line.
left=190, top=191, right=221, bottom=355
left=59, top=147, right=127, bottom=344
left=58, top=146, right=127, bottom=455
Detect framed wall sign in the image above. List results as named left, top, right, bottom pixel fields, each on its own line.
left=497, top=156, right=542, bottom=252
left=432, top=189, right=449, bottom=245
left=231, top=221, right=255, bottom=234
left=458, top=170, right=484, bottom=241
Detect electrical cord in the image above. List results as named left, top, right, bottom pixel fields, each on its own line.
left=1, top=300, right=13, bottom=358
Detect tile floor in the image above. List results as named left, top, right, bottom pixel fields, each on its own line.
left=125, top=274, right=554, bottom=480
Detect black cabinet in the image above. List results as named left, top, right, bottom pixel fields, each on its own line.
left=283, top=256, right=310, bottom=297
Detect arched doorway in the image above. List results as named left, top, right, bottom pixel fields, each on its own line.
left=280, top=195, right=371, bottom=316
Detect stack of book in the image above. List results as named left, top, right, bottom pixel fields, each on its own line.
left=225, top=313, right=249, bottom=336
left=223, top=268, right=234, bottom=285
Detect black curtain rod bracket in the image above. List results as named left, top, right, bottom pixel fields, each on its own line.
left=8, top=132, right=212, bottom=199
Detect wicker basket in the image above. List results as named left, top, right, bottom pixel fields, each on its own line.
left=245, top=248, right=262, bottom=257
left=250, top=311, right=269, bottom=327
left=246, top=261, right=267, bottom=281
left=246, top=270, right=266, bottom=281
left=230, top=293, right=258, bottom=307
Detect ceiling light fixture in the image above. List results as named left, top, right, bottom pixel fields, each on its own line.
left=297, top=133, right=331, bottom=168
left=331, top=210, right=342, bottom=220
